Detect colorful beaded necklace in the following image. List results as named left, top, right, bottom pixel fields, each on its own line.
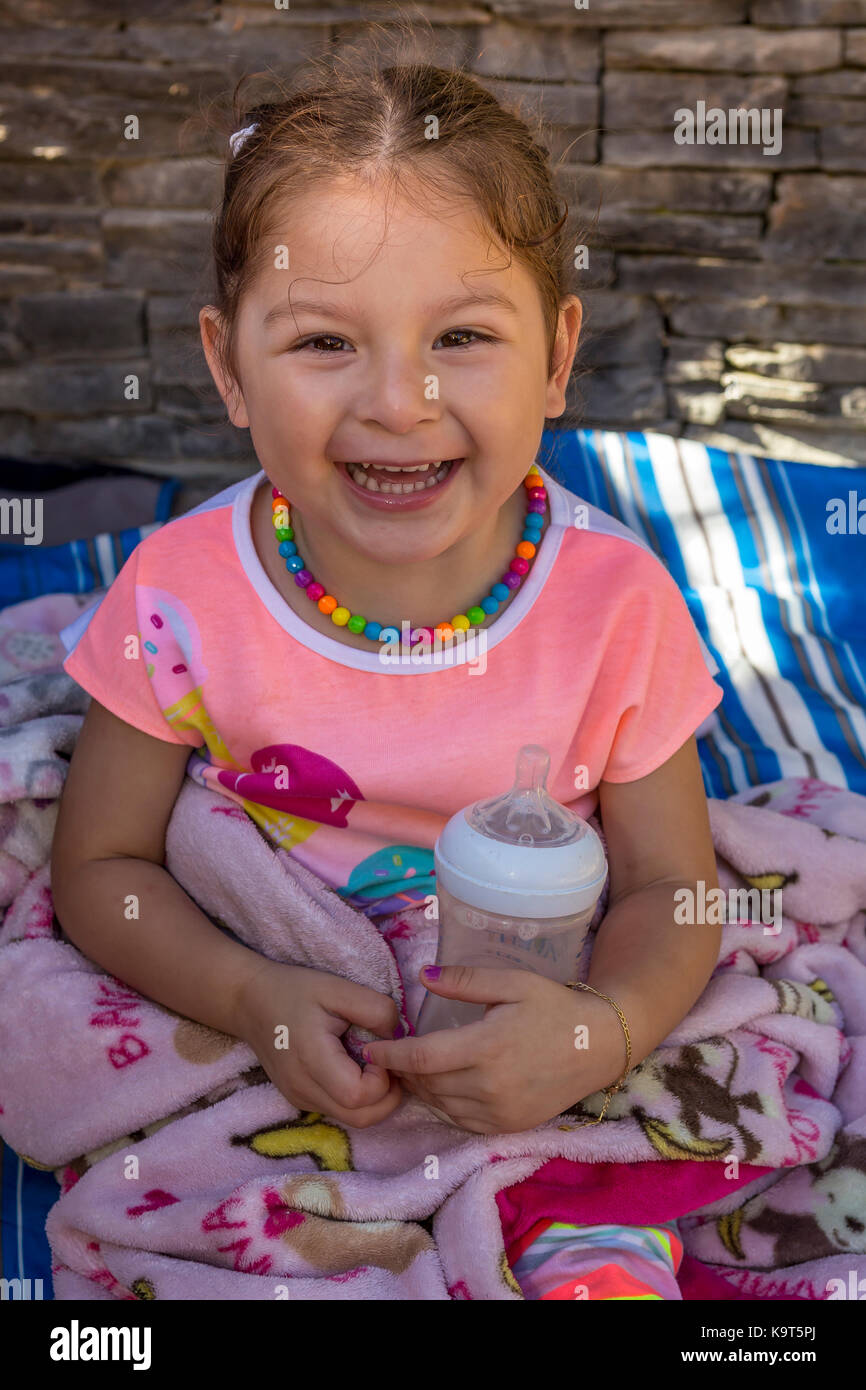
left=269, top=466, right=548, bottom=646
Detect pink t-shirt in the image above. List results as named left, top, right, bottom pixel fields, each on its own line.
left=60, top=463, right=723, bottom=919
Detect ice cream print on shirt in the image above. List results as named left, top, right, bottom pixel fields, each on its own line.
left=138, top=585, right=436, bottom=917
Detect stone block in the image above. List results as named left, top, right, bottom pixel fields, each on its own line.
left=765, top=174, right=866, bottom=260
left=789, top=95, right=866, bottom=123
left=105, top=159, right=222, bottom=209
left=725, top=341, right=866, bottom=383
left=471, top=21, right=599, bottom=81
left=751, top=0, right=866, bottom=22
left=0, top=162, right=100, bottom=206
left=16, top=293, right=145, bottom=356
left=667, top=300, right=784, bottom=340
left=668, top=384, right=728, bottom=424
left=794, top=68, right=866, bottom=94
left=618, top=255, right=866, bottom=306
left=479, top=77, right=598, bottom=127
left=605, top=27, right=843, bottom=72
left=596, top=208, right=763, bottom=256
left=561, top=164, right=772, bottom=212
left=103, top=210, right=212, bottom=293
left=568, top=364, right=667, bottom=424
left=820, top=125, right=866, bottom=169
left=0, top=362, right=152, bottom=416
left=602, top=129, right=817, bottom=170
left=576, top=292, right=664, bottom=367
left=488, top=0, right=746, bottom=23
left=664, top=339, right=727, bottom=383
left=604, top=72, right=788, bottom=129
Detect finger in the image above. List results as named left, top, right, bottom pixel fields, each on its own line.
left=317, top=974, right=401, bottom=1038
left=302, top=1069, right=404, bottom=1130
left=419, top=964, right=532, bottom=1005
left=364, top=1010, right=511, bottom=1074
left=305, top=1029, right=394, bottom=1110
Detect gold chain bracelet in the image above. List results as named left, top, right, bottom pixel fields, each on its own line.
left=564, top=980, right=632, bottom=1128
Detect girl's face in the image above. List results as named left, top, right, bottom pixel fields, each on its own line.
left=202, top=173, right=581, bottom=569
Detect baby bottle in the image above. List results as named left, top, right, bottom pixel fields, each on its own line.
left=416, top=744, right=608, bottom=1035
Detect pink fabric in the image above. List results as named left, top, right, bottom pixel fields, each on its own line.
left=497, top=1156, right=776, bottom=1261
left=0, top=766, right=862, bottom=1299
left=60, top=465, right=722, bottom=920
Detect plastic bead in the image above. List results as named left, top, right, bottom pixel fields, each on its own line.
left=269, top=465, right=547, bottom=647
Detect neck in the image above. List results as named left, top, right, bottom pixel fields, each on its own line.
left=287, top=487, right=529, bottom=630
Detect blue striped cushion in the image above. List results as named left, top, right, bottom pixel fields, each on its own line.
left=0, top=478, right=179, bottom=611
left=542, top=428, right=866, bottom=798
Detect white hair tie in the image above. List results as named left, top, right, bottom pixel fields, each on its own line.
left=229, top=123, right=259, bottom=157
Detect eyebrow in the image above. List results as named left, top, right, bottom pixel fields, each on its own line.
left=262, top=288, right=520, bottom=330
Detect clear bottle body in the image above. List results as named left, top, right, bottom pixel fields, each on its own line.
left=415, top=884, right=596, bottom=1034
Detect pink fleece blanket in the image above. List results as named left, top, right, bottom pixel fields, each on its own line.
left=0, top=593, right=865, bottom=1300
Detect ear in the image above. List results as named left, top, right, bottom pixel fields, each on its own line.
left=199, top=306, right=250, bottom=429
left=544, top=294, right=582, bottom=421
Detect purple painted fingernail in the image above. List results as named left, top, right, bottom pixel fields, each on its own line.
left=423, top=965, right=442, bottom=980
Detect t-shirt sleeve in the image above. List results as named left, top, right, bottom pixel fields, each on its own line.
left=62, top=543, right=202, bottom=748
left=600, top=551, right=723, bottom=784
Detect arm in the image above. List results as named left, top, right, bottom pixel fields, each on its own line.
left=50, top=698, right=273, bottom=1038
left=589, top=734, right=722, bottom=1081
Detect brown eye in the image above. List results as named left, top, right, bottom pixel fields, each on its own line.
left=295, top=335, right=348, bottom=353
left=437, top=329, right=493, bottom=349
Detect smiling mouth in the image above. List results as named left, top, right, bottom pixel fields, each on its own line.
left=340, top=459, right=461, bottom=494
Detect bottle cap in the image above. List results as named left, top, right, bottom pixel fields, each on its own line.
left=434, top=745, right=607, bottom=918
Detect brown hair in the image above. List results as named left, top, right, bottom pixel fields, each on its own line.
left=200, top=16, right=590, bottom=396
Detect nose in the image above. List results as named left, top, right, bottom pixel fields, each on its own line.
left=356, top=348, right=442, bottom=435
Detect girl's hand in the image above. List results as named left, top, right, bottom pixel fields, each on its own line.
left=233, top=957, right=404, bottom=1129
left=363, top=965, right=628, bottom=1135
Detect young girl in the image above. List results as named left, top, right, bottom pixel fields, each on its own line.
left=51, top=44, right=724, bottom=1301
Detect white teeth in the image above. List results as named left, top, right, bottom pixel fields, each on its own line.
left=346, top=460, right=454, bottom=494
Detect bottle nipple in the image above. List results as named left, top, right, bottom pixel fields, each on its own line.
left=467, top=743, right=583, bottom=847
